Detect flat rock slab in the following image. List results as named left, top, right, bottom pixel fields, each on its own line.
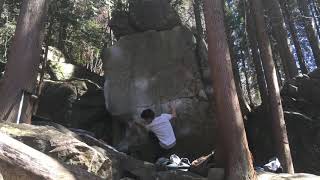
left=257, top=172, right=320, bottom=180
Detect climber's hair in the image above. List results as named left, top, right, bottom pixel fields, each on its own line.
left=140, top=109, right=155, bottom=120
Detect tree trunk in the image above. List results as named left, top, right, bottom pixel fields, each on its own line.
left=203, top=0, right=256, bottom=179
left=248, top=0, right=294, bottom=174
left=298, top=0, right=320, bottom=67
left=280, top=0, right=308, bottom=74
left=263, top=0, right=298, bottom=79
left=0, top=0, right=51, bottom=123
left=246, top=6, right=268, bottom=106
left=193, top=0, right=204, bottom=39
left=0, top=132, right=102, bottom=180
left=310, top=0, right=320, bottom=39
left=225, top=16, right=251, bottom=115
left=241, top=51, right=253, bottom=106
left=227, top=31, right=251, bottom=115
left=193, top=0, right=213, bottom=100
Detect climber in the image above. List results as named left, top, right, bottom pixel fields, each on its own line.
left=135, top=102, right=177, bottom=160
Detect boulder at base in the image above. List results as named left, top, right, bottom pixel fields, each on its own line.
left=36, top=79, right=112, bottom=140
left=0, top=122, right=212, bottom=180
left=103, top=26, right=215, bottom=161
left=0, top=122, right=112, bottom=179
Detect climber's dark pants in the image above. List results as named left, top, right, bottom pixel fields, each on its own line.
left=149, top=132, right=173, bottom=161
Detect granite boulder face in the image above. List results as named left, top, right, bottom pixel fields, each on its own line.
left=128, top=0, right=181, bottom=31
left=103, top=26, right=215, bottom=161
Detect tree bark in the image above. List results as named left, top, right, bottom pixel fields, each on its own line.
left=279, top=0, right=308, bottom=74
left=298, top=0, right=320, bottom=67
left=193, top=0, right=214, bottom=101
left=193, top=0, right=204, bottom=39
left=0, top=132, right=102, bottom=180
left=0, top=0, right=51, bottom=123
left=241, top=51, right=253, bottom=106
left=246, top=7, right=268, bottom=106
left=203, top=0, right=256, bottom=179
left=263, top=0, right=298, bottom=79
left=248, top=0, right=294, bottom=174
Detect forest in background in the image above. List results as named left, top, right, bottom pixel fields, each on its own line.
left=0, top=0, right=320, bottom=107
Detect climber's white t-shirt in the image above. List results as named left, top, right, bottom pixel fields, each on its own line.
left=146, top=114, right=176, bottom=149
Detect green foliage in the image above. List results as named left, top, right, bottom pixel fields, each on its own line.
left=0, top=0, right=21, bottom=62
left=47, top=0, right=111, bottom=67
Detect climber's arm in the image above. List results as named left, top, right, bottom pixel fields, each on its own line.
left=134, top=121, right=149, bottom=131
left=169, top=101, right=177, bottom=119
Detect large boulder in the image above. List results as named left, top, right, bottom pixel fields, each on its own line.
left=103, top=26, right=215, bottom=161
left=47, top=61, right=104, bottom=86
left=0, top=122, right=210, bottom=180
left=128, top=0, right=181, bottom=31
left=0, top=123, right=112, bottom=179
left=109, top=10, right=138, bottom=40
left=109, top=0, right=181, bottom=39
left=36, top=79, right=112, bottom=140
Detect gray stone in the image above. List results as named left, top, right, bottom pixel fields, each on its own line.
left=156, top=170, right=207, bottom=180
left=0, top=123, right=112, bottom=179
left=103, top=26, right=215, bottom=161
left=109, top=10, right=138, bottom=40
left=47, top=61, right=104, bottom=86
left=207, top=168, right=224, bottom=180
left=128, top=0, right=181, bottom=31
left=257, top=172, right=320, bottom=180
left=36, top=79, right=111, bottom=139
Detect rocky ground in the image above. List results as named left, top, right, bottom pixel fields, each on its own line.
left=0, top=122, right=319, bottom=180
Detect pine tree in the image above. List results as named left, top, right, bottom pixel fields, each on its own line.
left=0, top=0, right=51, bottom=123
left=246, top=5, right=268, bottom=106
left=297, top=0, right=320, bottom=67
left=264, top=0, right=298, bottom=79
left=203, top=0, right=256, bottom=179
left=248, top=0, right=294, bottom=173
left=279, top=0, right=308, bottom=74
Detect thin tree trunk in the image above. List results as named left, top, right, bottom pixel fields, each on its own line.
left=224, top=4, right=251, bottom=115
left=241, top=51, right=253, bottom=106
left=193, top=0, right=213, bottom=100
left=310, top=0, right=320, bottom=39
left=203, top=0, right=256, bottom=179
left=263, top=0, right=298, bottom=79
left=298, top=0, right=320, bottom=67
left=246, top=6, right=268, bottom=106
left=226, top=26, right=251, bottom=115
left=193, top=0, right=204, bottom=39
left=0, top=0, right=51, bottom=123
left=33, top=19, right=54, bottom=115
left=248, top=0, right=294, bottom=174
left=272, top=45, right=284, bottom=87
left=280, top=0, right=308, bottom=74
